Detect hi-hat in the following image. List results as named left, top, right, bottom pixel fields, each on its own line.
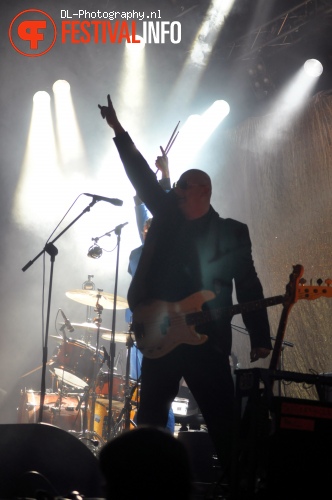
left=59, top=321, right=112, bottom=333
left=101, top=332, right=129, bottom=343
left=66, top=289, right=129, bottom=310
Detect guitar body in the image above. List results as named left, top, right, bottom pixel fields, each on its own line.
left=132, top=290, right=215, bottom=359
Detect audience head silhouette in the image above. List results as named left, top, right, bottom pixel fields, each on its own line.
left=99, top=426, right=193, bottom=499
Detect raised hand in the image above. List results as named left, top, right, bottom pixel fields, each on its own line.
left=98, top=94, right=125, bottom=135
left=155, top=147, right=169, bottom=178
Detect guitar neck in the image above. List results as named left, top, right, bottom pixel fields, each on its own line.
left=187, top=294, right=285, bottom=326
left=269, top=304, right=294, bottom=371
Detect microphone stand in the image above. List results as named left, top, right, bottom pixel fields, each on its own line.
left=21, top=199, right=99, bottom=423
left=106, top=223, right=126, bottom=441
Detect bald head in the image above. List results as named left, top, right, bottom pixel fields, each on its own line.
left=183, top=169, right=212, bottom=191
left=174, top=169, right=212, bottom=220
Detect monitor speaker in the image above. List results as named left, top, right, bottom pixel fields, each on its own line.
left=0, top=423, right=103, bottom=498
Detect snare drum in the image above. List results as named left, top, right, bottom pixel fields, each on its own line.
left=51, top=339, right=103, bottom=389
left=18, top=390, right=82, bottom=432
left=95, top=372, right=125, bottom=400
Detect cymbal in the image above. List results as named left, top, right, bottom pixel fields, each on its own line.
left=59, top=322, right=112, bottom=333
left=66, top=289, right=128, bottom=310
left=101, top=332, right=129, bottom=343
left=50, top=335, right=64, bottom=340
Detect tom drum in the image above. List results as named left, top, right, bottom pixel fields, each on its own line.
left=51, top=339, right=103, bottom=389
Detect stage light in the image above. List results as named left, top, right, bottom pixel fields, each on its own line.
left=257, top=59, right=323, bottom=150
left=52, top=80, right=71, bottom=94
left=190, top=0, right=235, bottom=67
left=13, top=90, right=58, bottom=229
left=126, top=34, right=145, bottom=51
left=118, top=32, right=147, bottom=136
left=170, top=100, right=230, bottom=172
left=33, top=91, right=50, bottom=105
left=246, top=59, right=275, bottom=100
left=304, top=59, right=323, bottom=78
left=52, top=79, right=86, bottom=168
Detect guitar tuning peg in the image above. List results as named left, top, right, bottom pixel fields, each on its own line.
left=317, top=278, right=323, bottom=286
left=325, top=278, right=332, bottom=286
left=299, top=278, right=306, bottom=285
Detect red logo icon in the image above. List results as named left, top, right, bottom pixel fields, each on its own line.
left=9, top=9, right=57, bottom=57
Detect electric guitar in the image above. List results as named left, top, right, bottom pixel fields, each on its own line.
left=131, top=265, right=332, bottom=359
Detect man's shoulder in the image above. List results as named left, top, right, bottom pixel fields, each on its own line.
left=216, top=216, right=248, bottom=232
left=129, top=245, right=143, bottom=258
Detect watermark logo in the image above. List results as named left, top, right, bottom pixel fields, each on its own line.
left=9, top=9, right=57, bottom=57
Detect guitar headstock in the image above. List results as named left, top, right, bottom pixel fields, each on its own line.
left=284, top=264, right=304, bottom=306
left=297, top=277, right=332, bottom=301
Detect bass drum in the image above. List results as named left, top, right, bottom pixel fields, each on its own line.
left=17, top=390, right=83, bottom=432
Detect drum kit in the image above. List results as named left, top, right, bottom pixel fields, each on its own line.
left=18, top=287, right=140, bottom=455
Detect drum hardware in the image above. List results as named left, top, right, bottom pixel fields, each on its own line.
left=65, top=289, right=129, bottom=310
left=82, top=274, right=96, bottom=323
left=48, top=303, right=109, bottom=451
left=110, top=332, right=139, bottom=435
left=112, top=381, right=139, bottom=435
left=44, top=324, right=140, bottom=443
left=48, top=300, right=128, bottom=445
left=72, top=291, right=111, bottom=452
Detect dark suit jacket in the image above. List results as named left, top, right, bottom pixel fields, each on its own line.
left=114, top=132, right=272, bottom=355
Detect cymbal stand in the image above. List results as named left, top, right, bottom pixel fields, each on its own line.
left=76, top=294, right=106, bottom=453
left=82, top=275, right=96, bottom=345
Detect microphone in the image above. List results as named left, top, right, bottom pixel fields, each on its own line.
left=87, top=243, right=103, bottom=259
left=84, top=193, right=123, bottom=206
left=115, top=222, right=129, bottom=232
left=60, top=309, right=75, bottom=333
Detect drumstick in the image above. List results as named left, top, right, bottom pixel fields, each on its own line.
left=155, top=122, right=180, bottom=174
left=164, top=121, right=180, bottom=155
left=164, top=131, right=179, bottom=155
left=20, top=361, right=53, bottom=378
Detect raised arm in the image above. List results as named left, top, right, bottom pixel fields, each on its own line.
left=98, top=94, right=125, bottom=136
left=98, top=95, right=169, bottom=216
